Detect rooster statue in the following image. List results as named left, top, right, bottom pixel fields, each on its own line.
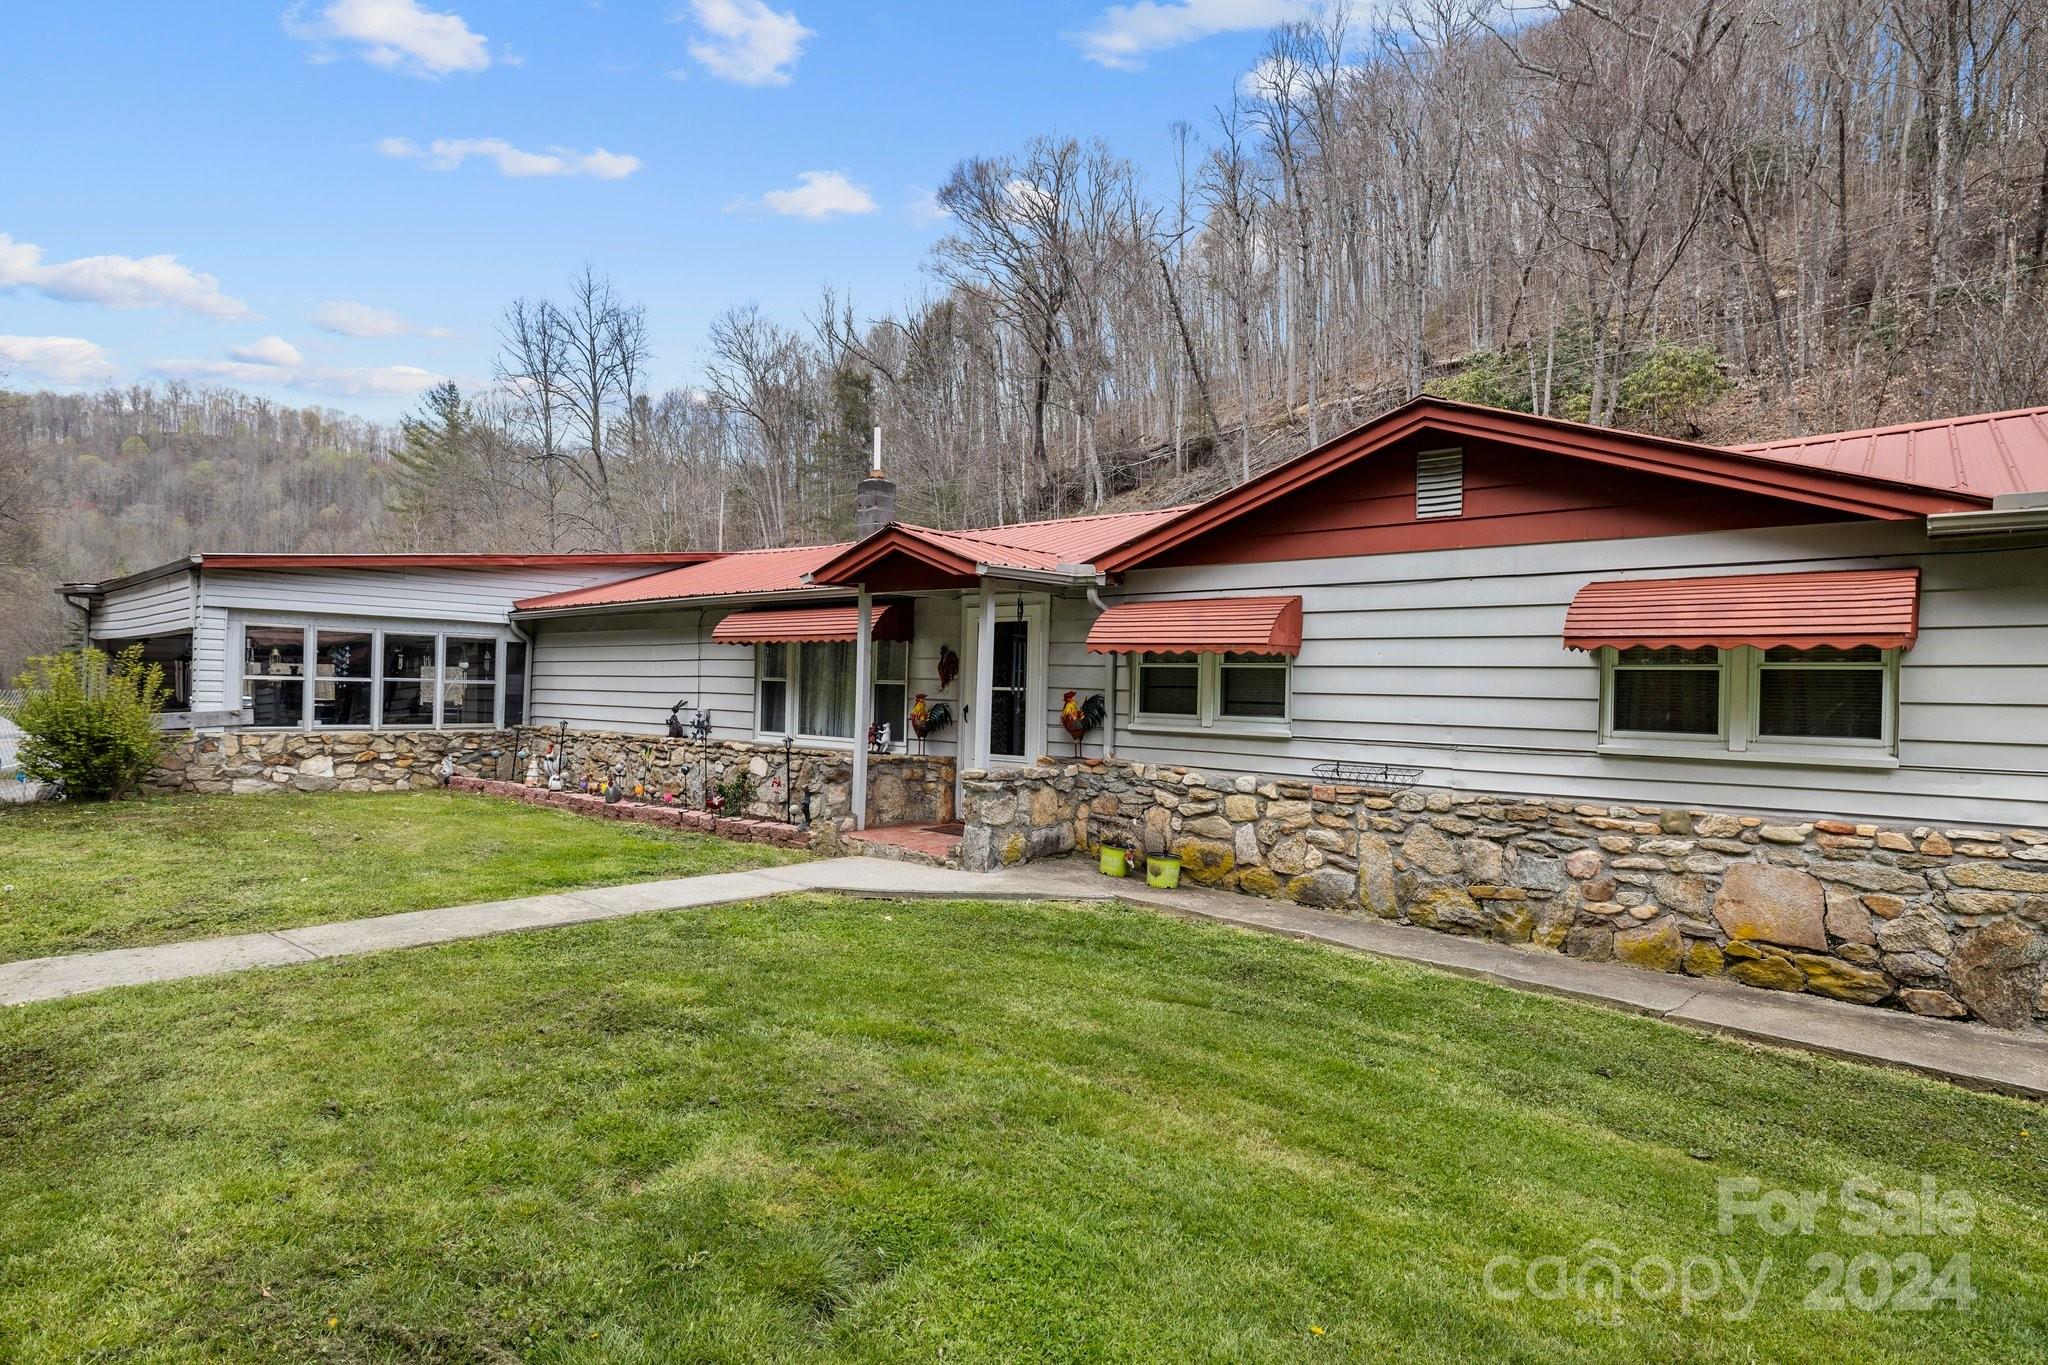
left=1060, top=691, right=1107, bottom=754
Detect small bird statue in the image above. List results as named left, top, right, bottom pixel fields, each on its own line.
left=909, top=694, right=952, bottom=738
left=936, top=646, right=959, bottom=691
left=1060, top=691, right=1107, bottom=753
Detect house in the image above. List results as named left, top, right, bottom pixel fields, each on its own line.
left=63, top=398, right=2048, bottom=1028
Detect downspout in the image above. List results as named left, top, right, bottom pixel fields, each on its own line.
left=1087, top=587, right=1115, bottom=759
left=506, top=614, right=534, bottom=734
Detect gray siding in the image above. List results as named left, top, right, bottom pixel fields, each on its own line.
left=201, top=565, right=638, bottom=624
left=1084, top=520, right=2048, bottom=828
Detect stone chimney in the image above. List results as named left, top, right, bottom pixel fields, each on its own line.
left=854, top=424, right=897, bottom=539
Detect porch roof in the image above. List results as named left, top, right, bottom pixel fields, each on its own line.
left=514, top=543, right=853, bottom=612
left=806, top=507, right=1193, bottom=587
left=710, top=602, right=914, bottom=644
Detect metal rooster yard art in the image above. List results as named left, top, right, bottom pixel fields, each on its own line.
left=1060, top=691, right=1106, bottom=754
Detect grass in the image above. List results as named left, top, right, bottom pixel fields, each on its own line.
left=0, top=791, right=806, bottom=962
left=0, top=895, right=2041, bottom=1362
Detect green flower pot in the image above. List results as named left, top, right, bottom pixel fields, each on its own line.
left=1098, top=846, right=1128, bottom=878
left=1145, top=855, right=1182, bottom=890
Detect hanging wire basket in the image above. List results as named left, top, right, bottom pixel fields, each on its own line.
left=1311, top=760, right=1422, bottom=789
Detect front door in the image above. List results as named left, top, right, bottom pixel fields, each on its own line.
left=962, top=595, right=1048, bottom=767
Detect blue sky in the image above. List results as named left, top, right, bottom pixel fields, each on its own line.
left=0, top=1, right=1304, bottom=420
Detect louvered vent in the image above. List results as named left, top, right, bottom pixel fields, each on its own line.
left=1416, top=448, right=1464, bottom=519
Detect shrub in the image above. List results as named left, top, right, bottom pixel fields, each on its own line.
left=1, top=646, right=170, bottom=799
left=1617, top=343, right=1730, bottom=433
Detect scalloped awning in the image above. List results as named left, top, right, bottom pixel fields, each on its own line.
left=710, top=603, right=912, bottom=645
left=1563, top=569, right=1920, bottom=652
left=1084, top=596, right=1304, bottom=655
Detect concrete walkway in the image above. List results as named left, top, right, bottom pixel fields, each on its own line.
left=4, top=855, right=2044, bottom=1102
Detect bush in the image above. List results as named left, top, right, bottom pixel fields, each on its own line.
left=1617, top=343, right=1730, bottom=433
left=1, top=646, right=171, bottom=799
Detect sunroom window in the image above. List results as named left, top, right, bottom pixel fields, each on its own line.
left=243, top=627, right=306, bottom=727
left=442, top=638, right=499, bottom=727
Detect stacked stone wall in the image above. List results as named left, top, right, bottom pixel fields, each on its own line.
left=960, top=759, right=2048, bottom=1032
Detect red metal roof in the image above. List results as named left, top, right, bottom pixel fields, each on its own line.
left=709, top=603, right=912, bottom=644
left=1735, top=406, right=2048, bottom=500
left=515, top=543, right=851, bottom=611
left=1084, top=596, right=1304, bottom=655
left=1563, top=569, right=1920, bottom=651
left=810, top=507, right=1193, bottom=584
left=201, top=552, right=717, bottom=570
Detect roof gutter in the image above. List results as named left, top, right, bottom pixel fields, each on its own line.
left=974, top=562, right=1106, bottom=588
left=1926, top=492, right=2048, bottom=540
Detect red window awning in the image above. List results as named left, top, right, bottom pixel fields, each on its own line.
left=1085, top=596, right=1304, bottom=655
left=1563, top=569, right=1920, bottom=652
left=711, top=602, right=913, bottom=645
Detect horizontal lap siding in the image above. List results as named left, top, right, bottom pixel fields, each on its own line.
left=1082, top=522, right=2048, bottom=827
left=530, top=597, right=964, bottom=756
left=92, top=573, right=193, bottom=639
left=202, top=566, right=649, bottom=624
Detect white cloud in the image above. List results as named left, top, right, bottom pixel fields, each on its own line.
left=310, top=300, right=451, bottom=338
left=1237, top=51, right=1356, bottom=101
left=0, top=233, right=251, bottom=320
left=906, top=189, right=950, bottom=226
left=378, top=136, right=642, bottom=179
left=681, top=0, right=811, bottom=86
left=742, top=170, right=877, bottom=219
left=1073, top=0, right=1310, bottom=70
left=0, top=335, right=119, bottom=386
left=153, top=354, right=445, bottom=398
left=227, top=335, right=305, bottom=367
left=290, top=0, right=492, bottom=77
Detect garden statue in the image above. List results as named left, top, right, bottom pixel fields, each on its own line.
left=604, top=755, right=628, bottom=804
left=523, top=749, right=541, bottom=787
left=1060, top=691, right=1107, bottom=754
left=936, top=645, right=959, bottom=691
left=867, top=720, right=891, bottom=753
left=908, top=694, right=952, bottom=742
left=437, top=754, right=456, bottom=786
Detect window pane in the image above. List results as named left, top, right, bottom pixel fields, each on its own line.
left=503, top=641, right=527, bottom=727
left=244, top=626, right=304, bottom=677
left=1759, top=668, right=1884, bottom=740
left=760, top=643, right=787, bottom=679
left=247, top=679, right=302, bottom=727
left=798, top=641, right=854, bottom=738
left=381, top=634, right=436, bottom=726
left=872, top=639, right=908, bottom=683
left=1138, top=664, right=1199, bottom=716
left=759, top=680, right=787, bottom=732
left=1612, top=668, right=1719, bottom=735
left=989, top=685, right=1025, bottom=756
left=313, top=631, right=373, bottom=727
left=873, top=683, right=906, bottom=745
left=443, top=639, right=498, bottom=725
left=1221, top=664, right=1287, bottom=719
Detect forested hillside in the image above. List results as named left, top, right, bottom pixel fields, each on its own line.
left=8, top=0, right=2046, bottom=674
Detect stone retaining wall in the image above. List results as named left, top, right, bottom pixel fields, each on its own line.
left=960, top=759, right=2048, bottom=1033
left=150, top=727, right=954, bottom=834
left=444, top=774, right=810, bottom=850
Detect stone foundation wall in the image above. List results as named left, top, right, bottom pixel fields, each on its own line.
left=960, top=759, right=2048, bottom=1033
left=151, top=730, right=520, bottom=794
left=152, top=727, right=955, bottom=833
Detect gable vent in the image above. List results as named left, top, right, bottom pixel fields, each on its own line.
left=1416, top=448, right=1464, bottom=519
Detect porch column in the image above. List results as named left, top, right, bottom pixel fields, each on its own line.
left=852, top=588, right=872, bottom=830
left=972, top=580, right=996, bottom=771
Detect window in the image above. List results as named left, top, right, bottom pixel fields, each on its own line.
left=1219, top=652, right=1289, bottom=720
left=1609, top=646, right=1722, bottom=738
left=503, top=641, right=528, bottom=727
left=1136, top=651, right=1200, bottom=718
left=442, top=638, right=498, bottom=726
left=758, top=643, right=790, bottom=733
left=872, top=639, right=909, bottom=745
left=1598, top=644, right=1898, bottom=759
left=1133, top=650, right=1290, bottom=730
left=313, top=631, right=373, bottom=727
left=757, top=640, right=906, bottom=745
left=381, top=634, right=437, bottom=726
left=1755, top=646, right=1887, bottom=743
left=243, top=627, right=305, bottom=727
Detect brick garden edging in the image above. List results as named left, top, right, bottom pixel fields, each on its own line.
left=959, top=758, right=2048, bottom=1034
left=444, top=774, right=812, bottom=850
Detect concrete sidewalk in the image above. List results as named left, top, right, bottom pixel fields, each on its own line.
left=4, top=854, right=2044, bottom=1102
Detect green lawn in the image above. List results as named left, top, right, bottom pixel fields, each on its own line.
left=0, top=791, right=806, bottom=962
left=1, top=896, right=2040, bottom=1362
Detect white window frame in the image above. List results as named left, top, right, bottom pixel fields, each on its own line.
left=1596, top=644, right=1900, bottom=768
left=234, top=620, right=512, bottom=732
left=1128, top=651, right=1292, bottom=737
left=1598, top=646, right=1729, bottom=749
left=753, top=639, right=908, bottom=750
